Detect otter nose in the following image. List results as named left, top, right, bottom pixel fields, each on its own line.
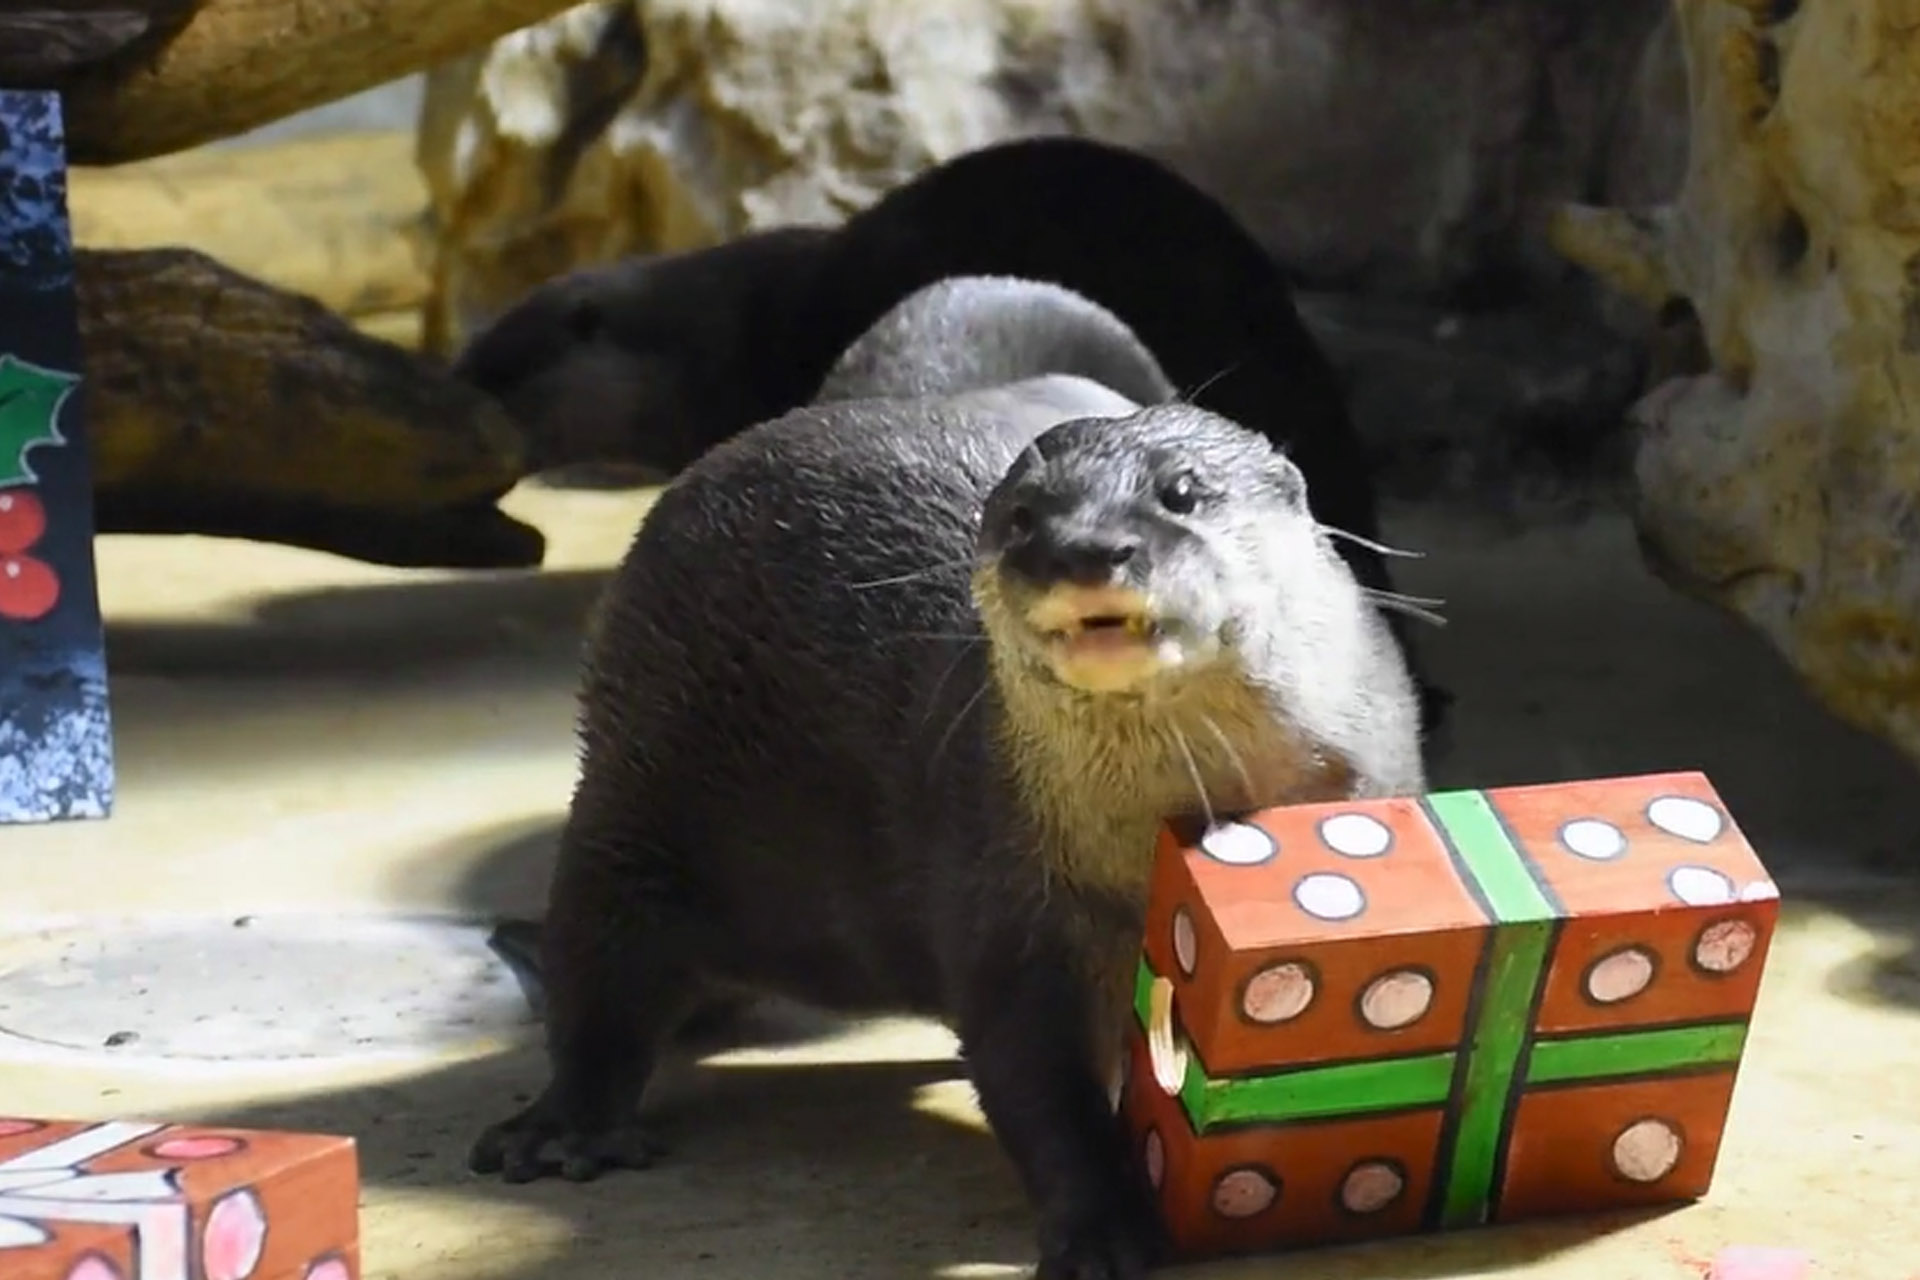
left=1033, top=529, right=1139, bottom=586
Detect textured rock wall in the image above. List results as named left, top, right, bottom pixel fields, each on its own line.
left=1553, top=0, right=1920, bottom=768
left=413, top=0, right=1685, bottom=351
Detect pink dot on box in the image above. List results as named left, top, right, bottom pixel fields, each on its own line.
left=1709, top=1247, right=1813, bottom=1280
left=150, top=1134, right=244, bottom=1161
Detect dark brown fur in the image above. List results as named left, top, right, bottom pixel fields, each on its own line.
left=467, top=394, right=1424, bottom=1279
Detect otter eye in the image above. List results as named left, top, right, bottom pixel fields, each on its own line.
left=1007, top=503, right=1036, bottom=538
left=1158, top=471, right=1200, bottom=514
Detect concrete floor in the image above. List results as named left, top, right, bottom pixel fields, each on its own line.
left=1, top=483, right=1917, bottom=1280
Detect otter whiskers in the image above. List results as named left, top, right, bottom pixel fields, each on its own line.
left=1198, top=712, right=1258, bottom=808
left=1317, top=523, right=1428, bottom=560
left=1174, top=361, right=1242, bottom=406
left=930, top=680, right=990, bottom=773
left=850, top=558, right=977, bottom=590
left=1170, top=726, right=1217, bottom=830
left=1361, top=587, right=1448, bottom=629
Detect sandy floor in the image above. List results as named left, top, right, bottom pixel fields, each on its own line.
left=1, top=483, right=1916, bottom=1280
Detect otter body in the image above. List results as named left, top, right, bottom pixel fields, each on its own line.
left=451, top=137, right=1451, bottom=733
left=470, top=279, right=1426, bottom=1279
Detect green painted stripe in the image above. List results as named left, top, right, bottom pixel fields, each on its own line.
left=1183, top=1049, right=1456, bottom=1129
left=1134, top=953, right=1156, bottom=1029
left=1436, top=918, right=1555, bottom=1228
left=1423, top=788, right=1562, bottom=1229
left=1132, top=955, right=1452, bottom=1132
left=1423, top=789, right=1558, bottom=923
left=1527, top=1021, right=1748, bottom=1085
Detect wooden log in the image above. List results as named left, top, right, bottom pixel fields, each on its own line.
left=76, top=247, right=544, bottom=569
left=67, top=130, right=430, bottom=319
left=52, top=0, right=589, bottom=165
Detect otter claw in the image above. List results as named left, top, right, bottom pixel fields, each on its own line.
left=469, top=1101, right=664, bottom=1183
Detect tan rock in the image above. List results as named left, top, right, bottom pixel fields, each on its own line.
left=413, top=0, right=1681, bottom=354
left=1553, top=0, right=1920, bottom=766
left=68, top=131, right=432, bottom=321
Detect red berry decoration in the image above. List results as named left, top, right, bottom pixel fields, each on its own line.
left=0, top=488, right=44, bottom=554
left=0, top=553, right=58, bottom=620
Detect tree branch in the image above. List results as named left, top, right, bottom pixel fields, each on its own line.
left=53, top=0, right=590, bottom=165
left=77, top=247, right=543, bottom=568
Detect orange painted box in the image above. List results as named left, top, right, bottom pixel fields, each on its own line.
left=1120, top=770, right=1779, bottom=1261
left=0, top=1118, right=359, bottom=1280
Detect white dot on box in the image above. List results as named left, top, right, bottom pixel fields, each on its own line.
left=1241, top=961, right=1316, bottom=1024
left=1611, top=1118, right=1683, bottom=1183
left=1559, top=818, right=1627, bottom=861
left=1171, top=907, right=1198, bottom=976
left=0, top=1216, right=51, bottom=1249
left=1210, top=1166, right=1279, bottom=1219
left=1647, top=796, right=1724, bottom=844
left=1358, top=969, right=1434, bottom=1030
left=1199, top=821, right=1277, bottom=866
left=1319, top=812, right=1392, bottom=858
left=1694, top=919, right=1758, bottom=973
left=1294, top=872, right=1365, bottom=921
left=1584, top=947, right=1656, bottom=1004
left=1740, top=879, right=1779, bottom=902
left=1339, top=1161, right=1405, bottom=1214
left=1668, top=865, right=1735, bottom=907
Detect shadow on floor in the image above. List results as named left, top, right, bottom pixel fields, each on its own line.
left=102, top=568, right=613, bottom=684
left=199, top=1028, right=1645, bottom=1280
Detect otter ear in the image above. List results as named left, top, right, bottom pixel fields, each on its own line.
left=1265, top=451, right=1309, bottom=508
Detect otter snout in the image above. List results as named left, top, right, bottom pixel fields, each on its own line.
left=1010, top=525, right=1141, bottom=589
left=992, top=518, right=1192, bottom=695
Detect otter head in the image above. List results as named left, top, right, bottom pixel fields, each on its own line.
left=450, top=231, right=832, bottom=480
left=972, top=404, right=1331, bottom=698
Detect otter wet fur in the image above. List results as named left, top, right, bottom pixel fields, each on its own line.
left=450, top=135, right=1451, bottom=735
left=468, top=402, right=1427, bottom=1276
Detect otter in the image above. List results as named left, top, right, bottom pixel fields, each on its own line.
left=467, top=288, right=1427, bottom=1280
left=448, top=135, right=1450, bottom=735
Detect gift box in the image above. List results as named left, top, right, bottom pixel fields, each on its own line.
left=0, top=88, right=115, bottom=825
left=1120, top=770, right=1778, bottom=1260
left=0, top=1118, right=358, bottom=1280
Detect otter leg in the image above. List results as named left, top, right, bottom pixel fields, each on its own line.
left=470, top=825, right=703, bottom=1184
left=957, top=924, right=1163, bottom=1280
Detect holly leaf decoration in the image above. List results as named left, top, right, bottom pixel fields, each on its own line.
left=0, top=352, right=76, bottom=488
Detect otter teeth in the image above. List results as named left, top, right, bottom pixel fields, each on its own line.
left=1048, top=613, right=1158, bottom=642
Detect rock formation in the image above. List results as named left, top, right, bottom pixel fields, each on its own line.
left=1553, top=0, right=1920, bottom=767
left=413, top=0, right=1684, bottom=351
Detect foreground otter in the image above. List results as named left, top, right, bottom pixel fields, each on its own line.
left=469, top=282, right=1427, bottom=1280
left=449, top=136, right=1449, bottom=733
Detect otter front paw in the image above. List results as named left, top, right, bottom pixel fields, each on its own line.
left=1035, top=1203, right=1155, bottom=1280
left=469, top=1092, right=665, bottom=1184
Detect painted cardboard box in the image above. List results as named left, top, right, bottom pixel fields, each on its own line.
left=0, top=1119, right=358, bottom=1280
left=0, top=88, right=115, bottom=825
left=1120, top=770, right=1778, bottom=1260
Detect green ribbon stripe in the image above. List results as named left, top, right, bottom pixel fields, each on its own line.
left=1133, top=786, right=1752, bottom=1227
